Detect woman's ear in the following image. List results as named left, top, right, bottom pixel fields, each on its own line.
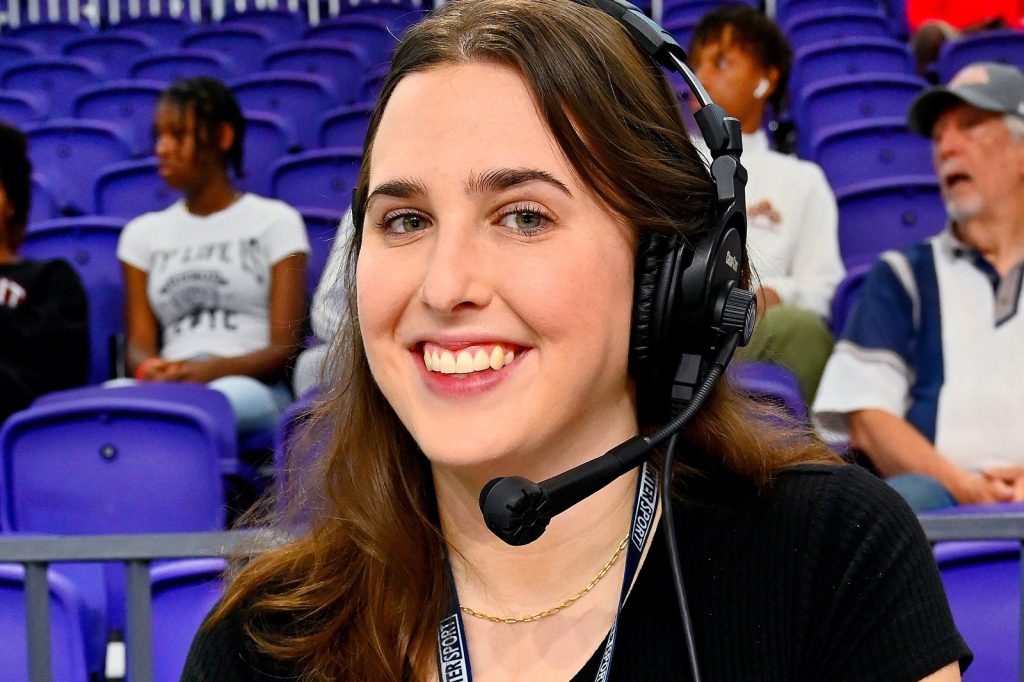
left=762, top=67, right=780, bottom=100
left=218, top=122, right=235, bottom=154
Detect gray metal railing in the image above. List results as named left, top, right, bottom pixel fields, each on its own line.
left=3, top=515, right=1024, bottom=681
left=0, top=530, right=264, bottom=682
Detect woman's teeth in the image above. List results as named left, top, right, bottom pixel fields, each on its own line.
left=423, top=345, right=516, bottom=374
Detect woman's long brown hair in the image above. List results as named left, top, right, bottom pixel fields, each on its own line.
left=208, top=1, right=839, bottom=678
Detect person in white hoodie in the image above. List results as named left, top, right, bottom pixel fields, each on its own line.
left=688, top=5, right=844, bottom=403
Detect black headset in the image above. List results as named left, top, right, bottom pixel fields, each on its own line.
left=478, top=3, right=757, bottom=679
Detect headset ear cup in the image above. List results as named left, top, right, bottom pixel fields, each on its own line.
left=630, top=232, right=673, bottom=398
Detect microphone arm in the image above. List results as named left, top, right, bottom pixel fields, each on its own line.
left=480, top=332, right=742, bottom=546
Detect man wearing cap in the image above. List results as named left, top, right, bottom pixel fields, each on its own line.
left=813, top=62, right=1024, bottom=512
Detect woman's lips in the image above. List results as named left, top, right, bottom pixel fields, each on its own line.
left=413, top=342, right=529, bottom=399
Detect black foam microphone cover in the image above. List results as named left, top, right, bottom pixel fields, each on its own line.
left=480, top=476, right=552, bottom=546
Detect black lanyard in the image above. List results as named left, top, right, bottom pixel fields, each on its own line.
left=437, top=461, right=659, bottom=682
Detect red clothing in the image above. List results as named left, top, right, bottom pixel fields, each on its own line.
left=908, top=0, right=1024, bottom=30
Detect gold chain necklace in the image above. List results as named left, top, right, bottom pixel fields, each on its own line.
left=459, top=534, right=630, bottom=625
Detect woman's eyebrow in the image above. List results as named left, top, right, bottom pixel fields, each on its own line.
left=367, top=178, right=429, bottom=203
left=467, top=167, right=573, bottom=197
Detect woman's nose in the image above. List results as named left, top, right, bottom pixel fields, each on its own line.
left=418, top=222, right=492, bottom=315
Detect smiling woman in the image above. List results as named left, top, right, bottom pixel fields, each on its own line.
left=182, top=2, right=970, bottom=681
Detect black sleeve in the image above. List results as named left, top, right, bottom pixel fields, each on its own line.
left=802, top=465, right=971, bottom=682
left=0, top=260, right=89, bottom=417
left=181, top=603, right=298, bottom=682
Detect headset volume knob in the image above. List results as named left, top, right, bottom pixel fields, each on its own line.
left=720, top=286, right=757, bottom=346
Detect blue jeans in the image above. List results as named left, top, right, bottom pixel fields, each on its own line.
left=208, top=375, right=293, bottom=438
left=887, top=474, right=958, bottom=513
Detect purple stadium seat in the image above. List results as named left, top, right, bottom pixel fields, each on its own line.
left=302, top=16, right=398, bottom=66
left=782, top=8, right=892, bottom=49
left=0, top=37, right=43, bottom=63
left=790, top=38, right=914, bottom=104
left=775, top=0, right=883, bottom=27
left=0, top=564, right=89, bottom=682
left=19, top=217, right=126, bottom=384
left=661, top=0, right=756, bottom=25
left=835, top=175, right=945, bottom=270
left=62, top=31, right=156, bottom=80
left=0, top=90, right=47, bottom=128
left=116, top=16, right=192, bottom=48
left=273, top=389, right=323, bottom=507
left=345, top=4, right=428, bottom=32
left=23, top=119, right=133, bottom=215
left=730, top=361, right=807, bottom=421
left=829, top=262, right=871, bottom=337
left=360, top=63, right=389, bottom=103
left=928, top=503, right=1024, bottom=681
left=128, top=48, right=241, bottom=84
left=262, top=40, right=368, bottom=105
left=220, top=8, right=304, bottom=42
left=318, top=101, right=373, bottom=149
left=812, top=118, right=935, bottom=192
left=94, top=158, right=175, bottom=220
left=136, top=558, right=226, bottom=682
left=270, top=147, right=362, bottom=214
left=231, top=72, right=338, bottom=150
left=0, top=56, right=104, bottom=118
left=8, top=21, right=91, bottom=52
left=73, top=80, right=166, bottom=157
left=239, top=111, right=298, bottom=197
left=936, top=29, right=1024, bottom=84
left=301, top=208, right=343, bottom=298
left=181, top=25, right=273, bottom=72
left=28, top=174, right=60, bottom=224
left=795, top=73, right=927, bottom=157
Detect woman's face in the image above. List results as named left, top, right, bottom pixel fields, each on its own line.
left=357, top=62, right=638, bottom=475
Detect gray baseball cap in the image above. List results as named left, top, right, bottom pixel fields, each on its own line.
left=907, top=61, right=1024, bottom=137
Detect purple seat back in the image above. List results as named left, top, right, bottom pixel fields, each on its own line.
left=812, top=118, right=935, bottom=192
left=73, top=80, right=165, bottom=157
left=8, top=22, right=91, bottom=52
left=135, top=558, right=226, bottom=682
left=231, top=72, right=338, bottom=149
left=0, top=564, right=89, bottom=682
left=116, top=16, right=192, bottom=48
left=28, top=173, right=60, bottom=224
left=0, top=396, right=226, bottom=533
left=0, top=38, right=43, bottom=63
left=791, top=38, right=913, bottom=103
left=128, top=48, right=240, bottom=84
left=270, top=147, right=363, bottom=214
left=302, top=16, right=397, bottom=66
left=835, top=176, right=945, bottom=270
left=240, top=112, right=297, bottom=197
left=62, top=32, right=155, bottom=80
left=181, top=25, right=273, bottom=71
left=94, top=158, right=176, bottom=219
left=783, top=8, right=892, bottom=49
left=776, top=0, right=884, bottom=28
left=220, top=8, right=304, bottom=42
left=23, top=120, right=133, bottom=215
left=1, top=57, right=104, bottom=118
left=0, top=90, right=47, bottom=127
left=730, top=361, right=807, bottom=421
left=273, top=390, right=325, bottom=509
left=262, top=40, right=368, bottom=106
left=319, top=102, right=373, bottom=150
left=794, top=74, right=926, bottom=157
left=937, top=29, right=1024, bottom=84
left=20, top=217, right=126, bottom=385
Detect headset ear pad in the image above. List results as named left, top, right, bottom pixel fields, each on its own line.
left=629, top=232, right=677, bottom=403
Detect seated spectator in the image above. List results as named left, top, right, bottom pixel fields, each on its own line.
left=117, top=77, right=309, bottom=438
left=292, top=210, right=352, bottom=398
left=814, top=62, right=1024, bottom=512
left=0, top=122, right=89, bottom=421
left=688, top=5, right=845, bottom=403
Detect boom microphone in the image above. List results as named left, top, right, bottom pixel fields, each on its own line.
left=480, top=327, right=747, bottom=546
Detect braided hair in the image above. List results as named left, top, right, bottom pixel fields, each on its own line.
left=159, top=77, right=246, bottom=178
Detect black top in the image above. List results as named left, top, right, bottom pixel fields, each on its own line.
left=0, top=259, right=89, bottom=421
left=183, top=464, right=971, bottom=681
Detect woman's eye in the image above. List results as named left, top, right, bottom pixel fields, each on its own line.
left=381, top=213, right=429, bottom=234
left=499, top=208, right=550, bottom=236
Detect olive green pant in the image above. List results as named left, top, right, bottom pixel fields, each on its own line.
left=738, top=304, right=835, bottom=405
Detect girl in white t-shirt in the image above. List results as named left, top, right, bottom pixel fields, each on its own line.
left=117, top=78, right=310, bottom=438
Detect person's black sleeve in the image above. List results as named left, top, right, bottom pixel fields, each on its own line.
left=802, top=465, right=971, bottom=681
